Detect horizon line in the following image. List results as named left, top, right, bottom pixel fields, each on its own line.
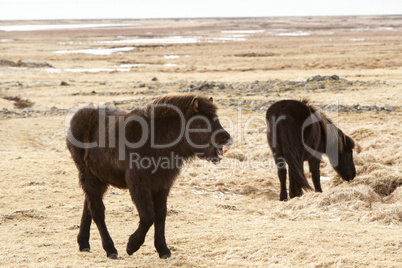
left=1, top=13, right=401, bottom=22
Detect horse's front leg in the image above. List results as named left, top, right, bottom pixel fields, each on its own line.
left=126, top=181, right=155, bottom=256
left=309, top=157, right=322, bottom=192
left=153, top=189, right=171, bottom=258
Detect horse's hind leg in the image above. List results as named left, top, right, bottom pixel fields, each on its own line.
left=309, top=158, right=322, bottom=192
left=153, top=189, right=171, bottom=258
left=274, top=156, right=288, bottom=201
left=81, top=176, right=118, bottom=259
left=77, top=198, right=92, bottom=252
left=70, top=143, right=118, bottom=259
left=126, top=183, right=155, bottom=256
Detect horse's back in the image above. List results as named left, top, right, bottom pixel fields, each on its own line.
left=266, top=100, right=311, bottom=123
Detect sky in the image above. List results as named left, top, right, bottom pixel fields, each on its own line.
left=0, top=0, right=401, bottom=20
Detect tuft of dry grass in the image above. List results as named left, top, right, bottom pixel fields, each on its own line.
left=225, top=149, right=247, bottom=162
left=352, top=174, right=402, bottom=196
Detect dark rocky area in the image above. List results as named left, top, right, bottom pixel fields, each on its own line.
left=0, top=76, right=399, bottom=119
left=0, top=59, right=53, bottom=68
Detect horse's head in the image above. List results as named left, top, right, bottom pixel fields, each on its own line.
left=330, top=133, right=356, bottom=181
left=147, top=94, right=233, bottom=163
left=185, top=97, right=233, bottom=163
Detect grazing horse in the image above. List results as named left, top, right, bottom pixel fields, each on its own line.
left=266, top=100, right=356, bottom=201
left=66, top=94, right=233, bottom=259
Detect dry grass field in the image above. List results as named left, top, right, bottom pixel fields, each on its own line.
left=0, top=16, right=401, bottom=267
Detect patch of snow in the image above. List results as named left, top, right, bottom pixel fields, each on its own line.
left=43, top=68, right=130, bottom=73
left=221, top=30, right=265, bottom=34
left=320, top=176, right=332, bottom=181
left=54, top=47, right=134, bottom=55
left=276, top=32, right=310, bottom=36
left=119, top=64, right=148, bottom=68
left=0, top=24, right=137, bottom=32
left=164, top=55, right=180, bottom=59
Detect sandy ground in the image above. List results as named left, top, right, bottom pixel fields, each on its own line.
left=0, top=16, right=401, bottom=267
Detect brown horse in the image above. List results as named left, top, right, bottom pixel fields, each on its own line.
left=266, top=100, right=356, bottom=201
left=66, top=94, right=233, bottom=259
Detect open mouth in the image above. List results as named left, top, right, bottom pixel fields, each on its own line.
left=217, top=145, right=231, bottom=160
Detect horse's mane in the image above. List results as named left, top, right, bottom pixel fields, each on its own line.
left=303, top=99, right=353, bottom=153
left=144, top=94, right=217, bottom=118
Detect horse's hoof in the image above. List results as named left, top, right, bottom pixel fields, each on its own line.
left=279, top=193, right=288, bottom=201
left=159, top=252, right=171, bottom=259
left=126, top=247, right=134, bottom=256
left=80, top=248, right=90, bottom=252
left=108, top=253, right=118, bottom=260
left=159, top=249, right=171, bottom=259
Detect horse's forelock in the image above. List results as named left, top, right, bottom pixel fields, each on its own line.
left=321, top=114, right=353, bottom=153
left=327, top=123, right=356, bottom=153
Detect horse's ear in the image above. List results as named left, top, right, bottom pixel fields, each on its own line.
left=346, top=135, right=355, bottom=149
left=191, top=97, right=199, bottom=112
left=209, top=97, right=213, bottom=103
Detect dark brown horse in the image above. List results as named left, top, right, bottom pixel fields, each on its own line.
left=266, top=100, right=356, bottom=201
left=66, top=94, right=232, bottom=259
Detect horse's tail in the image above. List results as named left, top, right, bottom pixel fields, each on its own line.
left=66, top=107, right=100, bottom=188
left=66, top=107, right=99, bottom=147
left=277, top=117, right=313, bottom=192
